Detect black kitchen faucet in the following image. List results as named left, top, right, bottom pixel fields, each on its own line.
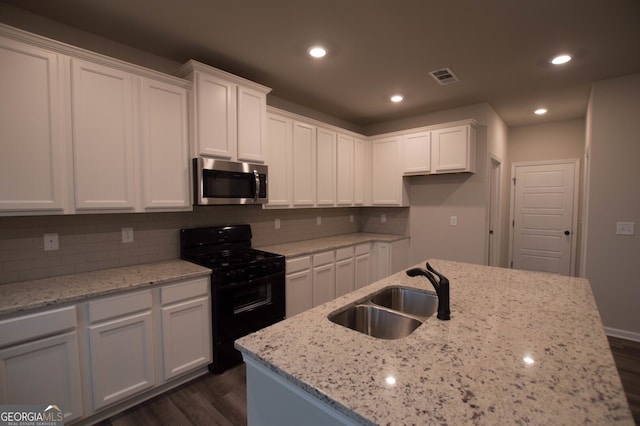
left=406, top=263, right=451, bottom=320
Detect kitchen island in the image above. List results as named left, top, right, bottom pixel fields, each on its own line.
left=235, top=259, right=633, bottom=425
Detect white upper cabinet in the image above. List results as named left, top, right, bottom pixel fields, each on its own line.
left=71, top=59, right=137, bottom=211
left=139, top=78, right=190, bottom=210
left=402, top=124, right=476, bottom=176
left=265, top=113, right=293, bottom=207
left=337, top=133, right=354, bottom=205
left=177, top=60, right=271, bottom=163
left=1, top=25, right=192, bottom=215
left=292, top=121, right=316, bottom=206
left=316, top=127, right=337, bottom=206
left=353, top=137, right=368, bottom=205
left=403, top=131, right=432, bottom=175
left=371, top=137, right=409, bottom=206
left=431, top=124, right=476, bottom=173
left=0, top=37, right=67, bottom=214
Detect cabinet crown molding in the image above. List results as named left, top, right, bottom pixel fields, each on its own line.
left=176, top=59, right=271, bottom=94
left=0, top=23, right=190, bottom=88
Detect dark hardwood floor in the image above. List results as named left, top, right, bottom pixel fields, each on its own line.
left=98, top=337, right=640, bottom=426
left=100, top=364, right=247, bottom=426
left=609, top=336, right=640, bottom=425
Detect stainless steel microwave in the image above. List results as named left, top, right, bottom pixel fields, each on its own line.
left=193, top=158, right=268, bottom=205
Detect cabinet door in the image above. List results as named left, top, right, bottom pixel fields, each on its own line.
left=313, top=263, right=335, bottom=307
left=89, top=310, right=155, bottom=409
left=0, top=38, right=66, bottom=213
left=285, top=269, right=313, bottom=318
left=71, top=59, right=136, bottom=210
left=0, top=332, right=83, bottom=422
left=316, top=127, right=336, bottom=206
left=353, top=138, right=366, bottom=205
left=265, top=113, right=292, bottom=206
left=292, top=121, right=316, bottom=206
left=237, top=85, right=266, bottom=163
left=431, top=125, right=473, bottom=173
left=335, top=257, right=355, bottom=297
left=140, top=78, right=190, bottom=210
left=194, top=72, right=235, bottom=159
left=371, top=137, right=405, bottom=205
left=403, top=131, right=431, bottom=175
left=355, top=253, right=371, bottom=289
left=161, top=296, right=211, bottom=380
left=372, top=242, right=390, bottom=281
left=337, top=134, right=354, bottom=205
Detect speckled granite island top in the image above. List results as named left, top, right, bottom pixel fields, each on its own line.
left=236, top=259, right=633, bottom=425
left=257, top=233, right=409, bottom=257
left=0, top=260, right=211, bottom=316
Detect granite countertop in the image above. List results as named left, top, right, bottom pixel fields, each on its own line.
left=0, top=260, right=211, bottom=316
left=257, top=232, right=409, bottom=257
left=236, top=259, right=633, bottom=425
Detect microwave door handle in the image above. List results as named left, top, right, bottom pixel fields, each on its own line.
left=253, top=169, right=260, bottom=203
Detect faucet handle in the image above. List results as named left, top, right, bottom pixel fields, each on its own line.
left=426, top=263, right=449, bottom=285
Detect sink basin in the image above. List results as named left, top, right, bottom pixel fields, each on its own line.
left=328, top=305, right=422, bottom=340
left=369, top=286, right=438, bottom=320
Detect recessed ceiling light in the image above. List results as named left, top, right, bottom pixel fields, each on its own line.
left=390, top=94, right=404, bottom=103
left=534, top=108, right=548, bottom=115
left=308, top=46, right=327, bottom=58
left=550, top=54, right=572, bottom=65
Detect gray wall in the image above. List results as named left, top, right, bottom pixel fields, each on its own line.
left=584, top=73, right=640, bottom=338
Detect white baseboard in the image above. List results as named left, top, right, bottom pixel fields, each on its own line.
left=604, top=326, right=640, bottom=342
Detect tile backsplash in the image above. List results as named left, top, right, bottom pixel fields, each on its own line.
left=0, top=206, right=408, bottom=284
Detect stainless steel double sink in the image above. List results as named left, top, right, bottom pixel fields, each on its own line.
left=328, top=286, right=438, bottom=339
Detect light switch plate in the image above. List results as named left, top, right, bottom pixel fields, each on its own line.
left=275, top=218, right=280, bottom=229
left=316, top=216, right=322, bottom=225
left=450, top=216, right=458, bottom=226
left=381, top=214, right=386, bottom=223
left=616, top=222, right=635, bottom=236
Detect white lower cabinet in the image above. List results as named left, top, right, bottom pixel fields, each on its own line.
left=354, top=243, right=371, bottom=290
left=160, top=277, right=211, bottom=380
left=0, top=306, right=83, bottom=422
left=371, top=239, right=410, bottom=281
left=0, top=275, right=212, bottom=424
left=87, top=290, right=155, bottom=410
left=313, top=251, right=336, bottom=306
left=335, top=247, right=355, bottom=297
left=285, top=256, right=313, bottom=318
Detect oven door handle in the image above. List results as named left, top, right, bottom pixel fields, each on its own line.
left=253, top=169, right=260, bottom=203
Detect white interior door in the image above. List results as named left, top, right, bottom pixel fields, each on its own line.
left=510, top=160, right=579, bottom=275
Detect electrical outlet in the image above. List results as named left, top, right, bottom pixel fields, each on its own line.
left=349, top=214, right=354, bottom=223
left=275, top=218, right=280, bottom=229
left=121, top=227, right=134, bottom=243
left=616, top=222, right=635, bottom=236
left=43, top=233, right=59, bottom=251
left=381, top=214, right=386, bottom=223
left=450, top=216, right=458, bottom=226
left=316, top=216, right=322, bottom=225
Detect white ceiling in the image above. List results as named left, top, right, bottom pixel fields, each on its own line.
left=3, top=0, right=640, bottom=128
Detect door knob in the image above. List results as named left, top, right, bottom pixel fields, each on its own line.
left=564, top=230, right=571, bottom=235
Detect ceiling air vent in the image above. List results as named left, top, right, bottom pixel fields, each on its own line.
left=429, top=67, right=459, bottom=85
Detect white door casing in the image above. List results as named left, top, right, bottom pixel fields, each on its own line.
left=488, top=156, right=503, bottom=266
left=509, top=160, right=580, bottom=276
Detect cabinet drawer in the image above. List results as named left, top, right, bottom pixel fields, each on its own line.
left=161, top=277, right=209, bottom=306
left=89, top=290, right=152, bottom=323
left=335, top=246, right=354, bottom=261
left=286, top=256, right=311, bottom=274
left=355, top=243, right=371, bottom=256
left=313, top=251, right=335, bottom=266
left=0, top=306, right=77, bottom=348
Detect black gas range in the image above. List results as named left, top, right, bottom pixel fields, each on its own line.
left=180, top=225, right=285, bottom=373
